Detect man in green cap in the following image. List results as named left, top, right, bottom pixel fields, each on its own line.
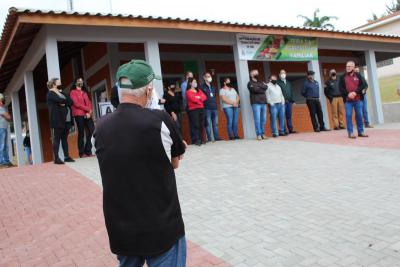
left=94, top=59, right=187, bottom=266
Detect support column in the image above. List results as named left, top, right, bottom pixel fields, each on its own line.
left=107, top=43, right=120, bottom=85
left=365, top=50, right=384, bottom=124
left=7, top=125, right=13, bottom=163
left=263, top=62, right=271, bottom=81
left=198, top=60, right=206, bottom=81
left=233, top=44, right=256, bottom=139
left=24, top=71, right=43, bottom=164
left=11, top=92, right=25, bottom=166
left=307, top=60, right=330, bottom=129
left=45, top=37, right=61, bottom=79
left=144, top=41, right=163, bottom=98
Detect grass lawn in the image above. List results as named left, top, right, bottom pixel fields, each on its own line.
left=378, top=75, right=400, bottom=103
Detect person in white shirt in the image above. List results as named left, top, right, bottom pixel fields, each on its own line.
left=266, top=74, right=286, bottom=137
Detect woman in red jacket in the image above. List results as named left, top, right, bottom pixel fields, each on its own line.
left=186, top=77, right=206, bottom=146
left=70, top=78, right=95, bottom=157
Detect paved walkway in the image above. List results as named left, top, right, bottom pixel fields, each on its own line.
left=1, top=125, right=400, bottom=266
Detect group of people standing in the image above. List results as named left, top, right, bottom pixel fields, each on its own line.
left=248, top=68, right=297, bottom=140
left=46, top=77, right=95, bottom=164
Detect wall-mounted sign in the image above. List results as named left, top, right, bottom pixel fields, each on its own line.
left=236, top=34, right=318, bottom=61
left=98, top=102, right=115, bottom=117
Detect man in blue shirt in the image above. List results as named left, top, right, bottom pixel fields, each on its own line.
left=201, top=72, right=221, bottom=142
left=302, top=71, right=329, bottom=132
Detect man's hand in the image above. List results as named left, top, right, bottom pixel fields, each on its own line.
left=160, top=98, right=166, bottom=104
left=348, top=92, right=356, bottom=99
left=171, top=112, right=177, bottom=121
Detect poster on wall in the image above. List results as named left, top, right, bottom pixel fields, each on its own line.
left=236, top=34, right=318, bottom=61
left=98, top=102, right=115, bottom=117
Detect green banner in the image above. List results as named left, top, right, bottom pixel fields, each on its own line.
left=237, top=34, right=318, bottom=61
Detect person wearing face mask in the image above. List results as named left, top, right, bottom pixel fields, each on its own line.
left=220, top=78, right=240, bottom=140
left=186, top=77, right=207, bottom=146
left=266, top=74, right=286, bottom=137
left=277, top=69, right=297, bottom=134
left=324, top=69, right=345, bottom=130
left=46, top=78, right=75, bottom=164
left=180, top=71, right=196, bottom=143
left=163, top=82, right=182, bottom=132
left=201, top=72, right=221, bottom=142
left=339, top=61, right=368, bottom=139
left=302, top=70, right=329, bottom=132
left=247, top=69, right=268, bottom=140
left=70, top=77, right=95, bottom=158
left=94, top=59, right=187, bottom=266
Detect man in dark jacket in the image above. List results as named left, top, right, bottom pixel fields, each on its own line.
left=277, top=69, right=297, bottom=134
left=338, top=61, right=368, bottom=139
left=201, top=72, right=221, bottom=142
left=324, top=69, right=345, bottom=130
left=247, top=69, right=268, bottom=140
left=302, top=70, right=329, bottom=132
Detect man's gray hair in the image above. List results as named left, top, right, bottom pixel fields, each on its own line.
left=118, top=77, right=148, bottom=101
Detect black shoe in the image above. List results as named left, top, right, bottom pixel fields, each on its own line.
left=339, top=126, right=346, bottom=130
left=54, top=158, right=65, bottom=165
left=272, top=134, right=278, bottom=138
left=279, top=132, right=287, bottom=136
left=229, top=136, right=234, bottom=140
left=195, top=141, right=202, bottom=146
left=314, top=129, right=320, bottom=132
left=320, top=128, right=330, bottom=131
left=234, top=136, right=240, bottom=140
left=334, top=127, right=339, bottom=130
left=289, top=130, right=297, bottom=134
left=64, top=157, right=75, bottom=163
left=215, top=138, right=223, bottom=141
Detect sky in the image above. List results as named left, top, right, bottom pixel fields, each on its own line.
left=0, top=0, right=392, bottom=33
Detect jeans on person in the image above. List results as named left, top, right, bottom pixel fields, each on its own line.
left=345, top=100, right=364, bottom=135
left=52, top=127, right=70, bottom=161
left=306, top=98, right=325, bottom=131
left=0, top=128, right=10, bottom=165
left=205, top=109, right=219, bottom=141
left=223, top=107, right=239, bottom=138
left=117, top=236, right=187, bottom=267
left=284, top=101, right=293, bottom=132
left=24, top=147, right=32, bottom=165
left=361, top=95, right=370, bottom=126
left=251, top=104, right=266, bottom=136
left=269, top=103, right=285, bottom=135
left=74, top=116, right=95, bottom=156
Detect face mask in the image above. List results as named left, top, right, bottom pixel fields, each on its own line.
left=331, top=73, right=336, bottom=77
left=170, top=87, right=176, bottom=91
left=206, top=77, right=212, bottom=83
left=77, top=82, right=83, bottom=87
left=57, top=85, right=63, bottom=90
left=253, top=74, right=259, bottom=79
left=271, top=80, right=277, bottom=85
left=280, top=74, right=286, bottom=79
left=192, top=82, right=197, bottom=88
left=225, top=82, right=230, bottom=86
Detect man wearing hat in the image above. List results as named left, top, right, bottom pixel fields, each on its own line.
left=0, top=93, right=13, bottom=168
left=302, top=70, right=329, bottom=132
left=94, top=60, right=187, bottom=266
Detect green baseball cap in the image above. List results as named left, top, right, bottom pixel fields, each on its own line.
left=116, top=59, right=161, bottom=89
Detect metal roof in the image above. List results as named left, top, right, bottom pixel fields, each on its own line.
left=2, top=7, right=400, bottom=48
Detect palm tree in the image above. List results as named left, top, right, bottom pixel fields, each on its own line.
left=387, top=0, right=400, bottom=13
left=298, top=9, right=338, bottom=30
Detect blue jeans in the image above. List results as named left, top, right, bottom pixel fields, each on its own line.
left=223, top=107, right=239, bottom=138
left=25, top=147, right=32, bottom=165
left=345, top=101, right=364, bottom=135
left=117, top=236, right=186, bottom=267
left=251, top=104, right=267, bottom=136
left=0, top=128, right=10, bottom=165
left=205, top=109, right=219, bottom=141
left=269, top=103, right=285, bottom=135
left=284, top=102, right=293, bottom=132
left=361, top=95, right=370, bottom=126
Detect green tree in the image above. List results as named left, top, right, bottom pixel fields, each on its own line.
left=386, top=0, right=400, bottom=13
left=297, top=9, right=338, bottom=30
